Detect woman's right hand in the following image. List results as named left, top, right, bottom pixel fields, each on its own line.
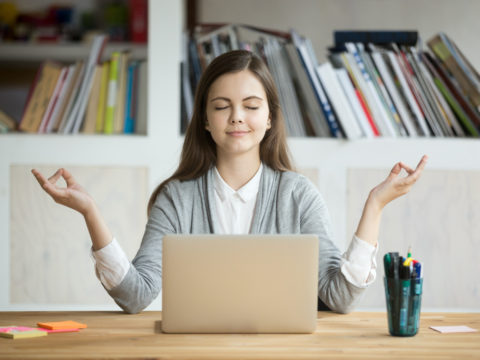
left=32, top=168, right=94, bottom=216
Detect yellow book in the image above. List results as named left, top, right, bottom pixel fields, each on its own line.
left=95, top=61, right=110, bottom=133
left=82, top=64, right=103, bottom=133
left=104, top=52, right=120, bottom=134
left=113, top=51, right=130, bottom=133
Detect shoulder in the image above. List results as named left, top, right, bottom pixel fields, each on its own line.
left=153, top=176, right=203, bottom=207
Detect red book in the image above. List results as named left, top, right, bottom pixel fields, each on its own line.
left=129, top=0, right=148, bottom=43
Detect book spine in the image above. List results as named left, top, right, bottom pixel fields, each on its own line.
left=104, top=52, right=120, bottom=134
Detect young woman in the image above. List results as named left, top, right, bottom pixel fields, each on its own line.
left=32, top=50, right=427, bottom=314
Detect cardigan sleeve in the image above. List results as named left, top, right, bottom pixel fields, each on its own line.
left=106, top=183, right=179, bottom=314
left=295, top=176, right=370, bottom=314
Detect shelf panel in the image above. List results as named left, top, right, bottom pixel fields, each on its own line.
left=0, top=43, right=147, bottom=62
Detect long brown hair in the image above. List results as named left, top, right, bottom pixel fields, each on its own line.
left=148, top=49, right=294, bottom=214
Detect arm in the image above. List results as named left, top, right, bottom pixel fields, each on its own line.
left=32, top=168, right=112, bottom=250
left=355, top=155, right=428, bottom=246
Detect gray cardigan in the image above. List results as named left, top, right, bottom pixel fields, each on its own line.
left=108, top=165, right=366, bottom=314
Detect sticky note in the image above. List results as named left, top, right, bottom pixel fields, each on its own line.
left=429, top=325, right=478, bottom=333
left=0, top=326, right=48, bottom=339
left=37, top=321, right=87, bottom=330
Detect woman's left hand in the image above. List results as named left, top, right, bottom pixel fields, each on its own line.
left=369, top=155, right=428, bottom=210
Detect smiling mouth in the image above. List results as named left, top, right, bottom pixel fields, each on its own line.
left=227, top=131, right=250, bottom=137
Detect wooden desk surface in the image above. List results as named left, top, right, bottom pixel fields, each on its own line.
left=0, top=311, right=478, bottom=359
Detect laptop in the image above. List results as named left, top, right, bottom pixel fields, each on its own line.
left=161, top=234, right=319, bottom=334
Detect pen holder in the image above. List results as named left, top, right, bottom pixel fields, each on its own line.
left=383, top=277, right=423, bottom=336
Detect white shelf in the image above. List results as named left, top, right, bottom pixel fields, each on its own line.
left=0, top=42, right=147, bottom=62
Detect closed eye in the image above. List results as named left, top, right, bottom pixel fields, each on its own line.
left=215, top=106, right=229, bottom=110
left=246, top=107, right=259, bottom=110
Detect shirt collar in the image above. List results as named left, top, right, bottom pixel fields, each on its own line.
left=214, top=163, right=263, bottom=203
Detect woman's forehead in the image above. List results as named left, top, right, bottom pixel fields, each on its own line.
left=208, top=70, right=267, bottom=100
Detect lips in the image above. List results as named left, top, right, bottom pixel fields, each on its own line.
left=227, top=130, right=250, bottom=137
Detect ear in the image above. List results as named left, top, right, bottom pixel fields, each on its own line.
left=205, top=120, right=210, bottom=132
left=266, top=117, right=272, bottom=130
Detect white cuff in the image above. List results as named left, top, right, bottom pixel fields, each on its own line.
left=91, top=238, right=130, bottom=290
left=341, top=234, right=378, bottom=288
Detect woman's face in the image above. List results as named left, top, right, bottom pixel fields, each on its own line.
left=205, top=70, right=271, bottom=160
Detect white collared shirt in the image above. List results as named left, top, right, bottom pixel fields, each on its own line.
left=92, top=164, right=377, bottom=290
left=213, top=163, right=263, bottom=234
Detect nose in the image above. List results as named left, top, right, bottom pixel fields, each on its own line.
left=230, top=107, right=244, bottom=124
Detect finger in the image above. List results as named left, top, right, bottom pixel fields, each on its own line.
left=61, top=168, right=76, bottom=187
left=398, top=162, right=415, bottom=175
left=48, top=168, right=63, bottom=184
left=41, top=179, right=67, bottom=199
left=407, top=155, right=429, bottom=182
left=31, top=169, right=48, bottom=187
left=387, top=162, right=402, bottom=180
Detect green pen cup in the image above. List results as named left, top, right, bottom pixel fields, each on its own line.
left=383, top=277, right=423, bottom=336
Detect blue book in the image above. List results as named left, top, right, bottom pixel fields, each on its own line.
left=123, top=62, right=138, bottom=134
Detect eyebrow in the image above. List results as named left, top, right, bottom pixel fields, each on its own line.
left=210, top=96, right=264, bottom=102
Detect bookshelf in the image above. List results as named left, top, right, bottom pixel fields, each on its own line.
left=1, top=0, right=480, bottom=311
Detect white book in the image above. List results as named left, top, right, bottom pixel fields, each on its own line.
left=386, top=50, right=431, bottom=136
left=345, top=43, right=397, bottom=137
left=341, top=52, right=386, bottom=136
left=316, top=62, right=362, bottom=139
left=358, top=44, right=405, bottom=137
left=335, top=68, right=374, bottom=138
left=370, top=48, right=418, bottom=137
left=37, top=66, right=68, bottom=133
left=63, top=34, right=107, bottom=134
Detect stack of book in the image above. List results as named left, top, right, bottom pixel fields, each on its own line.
left=182, top=25, right=480, bottom=138
left=17, top=34, right=148, bottom=135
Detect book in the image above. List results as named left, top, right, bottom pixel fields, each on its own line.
left=19, top=61, right=63, bottom=133
left=335, top=67, right=375, bottom=138
left=124, top=61, right=139, bottom=134
left=37, top=66, right=69, bottom=133
left=104, top=52, right=120, bottom=134
left=428, top=33, right=480, bottom=112
left=114, top=51, right=130, bottom=133
left=357, top=43, right=405, bottom=136
left=263, top=36, right=306, bottom=137
left=129, top=0, right=148, bottom=43
left=386, top=49, right=431, bottom=136
left=316, top=62, right=363, bottom=139
left=423, top=52, right=479, bottom=136
left=96, top=61, right=110, bottom=133
left=369, top=45, right=418, bottom=136
left=290, top=29, right=342, bottom=138
left=0, top=108, right=16, bottom=131
left=82, top=64, right=103, bottom=133
left=135, top=60, right=148, bottom=135
left=333, top=30, right=418, bottom=49
left=285, top=42, right=329, bottom=137
left=419, top=51, right=465, bottom=136
left=0, top=326, right=47, bottom=339
left=56, top=61, right=85, bottom=133
left=63, top=34, right=108, bottom=134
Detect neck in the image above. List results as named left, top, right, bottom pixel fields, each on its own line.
left=216, top=152, right=261, bottom=191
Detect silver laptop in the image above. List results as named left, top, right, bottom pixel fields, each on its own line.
left=161, top=234, right=319, bottom=334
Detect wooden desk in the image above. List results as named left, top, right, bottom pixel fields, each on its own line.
left=0, top=311, right=478, bottom=359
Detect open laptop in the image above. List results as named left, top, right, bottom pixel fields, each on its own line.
left=161, top=234, right=319, bottom=334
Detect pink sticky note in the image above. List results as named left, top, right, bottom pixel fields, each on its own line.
left=429, top=325, right=478, bottom=333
